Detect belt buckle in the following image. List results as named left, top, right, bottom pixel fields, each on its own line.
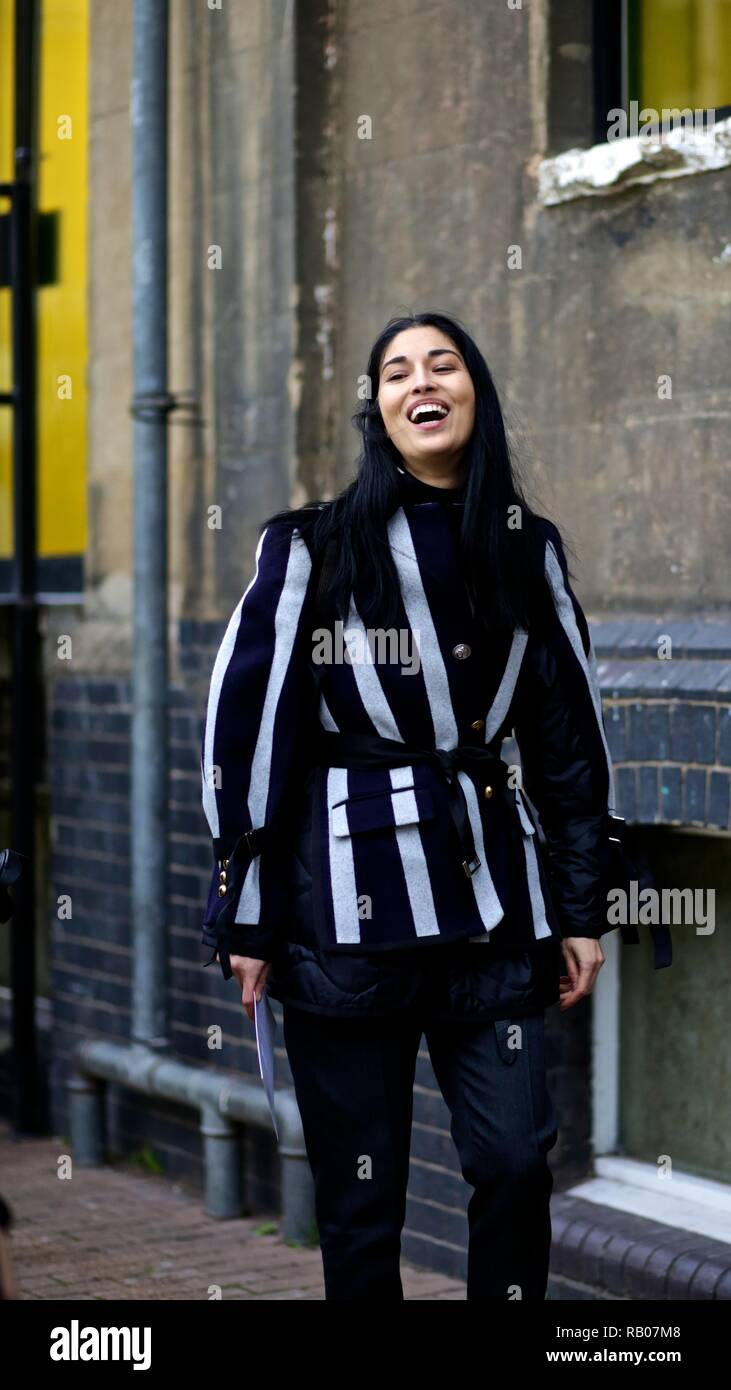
left=462, top=854, right=481, bottom=877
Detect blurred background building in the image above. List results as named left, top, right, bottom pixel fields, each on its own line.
left=1, top=0, right=730, bottom=1298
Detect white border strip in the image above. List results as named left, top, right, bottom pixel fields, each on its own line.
left=566, top=1155, right=731, bottom=1243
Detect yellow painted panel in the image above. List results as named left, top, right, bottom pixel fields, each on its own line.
left=639, top=0, right=731, bottom=112
left=0, top=0, right=15, bottom=554
left=0, top=0, right=88, bottom=570
left=37, top=0, right=88, bottom=561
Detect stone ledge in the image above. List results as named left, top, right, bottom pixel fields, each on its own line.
left=551, top=1194, right=731, bottom=1300
left=598, top=659, right=731, bottom=699
left=590, top=617, right=731, bottom=661
left=591, top=617, right=731, bottom=699
left=536, top=115, right=731, bottom=206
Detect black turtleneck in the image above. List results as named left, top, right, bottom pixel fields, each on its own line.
left=395, top=465, right=466, bottom=555
left=396, top=464, right=465, bottom=505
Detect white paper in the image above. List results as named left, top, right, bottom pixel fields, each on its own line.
left=253, top=988, right=278, bottom=1139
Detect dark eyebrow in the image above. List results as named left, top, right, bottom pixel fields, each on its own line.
left=381, top=347, right=462, bottom=372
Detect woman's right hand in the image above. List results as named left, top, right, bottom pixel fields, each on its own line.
left=229, top=954, right=272, bottom=1022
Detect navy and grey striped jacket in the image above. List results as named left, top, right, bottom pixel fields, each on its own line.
left=200, top=471, right=616, bottom=977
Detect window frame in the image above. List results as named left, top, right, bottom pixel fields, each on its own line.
left=591, top=0, right=731, bottom=147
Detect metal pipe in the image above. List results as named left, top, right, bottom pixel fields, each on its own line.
left=129, top=0, right=172, bottom=1048
left=70, top=1040, right=316, bottom=1238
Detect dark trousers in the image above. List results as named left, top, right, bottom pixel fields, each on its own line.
left=282, top=1002, right=560, bottom=1300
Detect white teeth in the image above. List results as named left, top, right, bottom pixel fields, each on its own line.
left=409, top=403, right=449, bottom=422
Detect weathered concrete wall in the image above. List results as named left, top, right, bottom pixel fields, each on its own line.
left=66, top=0, right=298, bottom=678
left=76, top=0, right=730, bottom=680
left=316, top=0, right=730, bottom=611
left=168, top=0, right=299, bottom=624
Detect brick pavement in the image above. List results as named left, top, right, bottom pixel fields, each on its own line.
left=0, top=1123, right=466, bottom=1300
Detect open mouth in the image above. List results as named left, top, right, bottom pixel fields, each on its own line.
left=407, top=403, right=451, bottom=431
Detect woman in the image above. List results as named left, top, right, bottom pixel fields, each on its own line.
left=200, top=312, right=615, bottom=1301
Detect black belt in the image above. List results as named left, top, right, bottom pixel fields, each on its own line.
left=313, top=727, right=518, bottom=879
left=217, top=728, right=672, bottom=969
left=311, top=728, right=672, bottom=968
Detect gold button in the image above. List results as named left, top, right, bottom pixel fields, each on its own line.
left=219, top=870, right=227, bottom=883
left=470, top=719, right=484, bottom=730
left=483, top=785, right=493, bottom=799
left=217, top=884, right=227, bottom=897
left=223, top=858, right=230, bottom=868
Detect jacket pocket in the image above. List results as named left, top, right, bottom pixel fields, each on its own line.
left=330, top=785, right=435, bottom=837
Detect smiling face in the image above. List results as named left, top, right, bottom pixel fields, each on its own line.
left=377, top=326, right=475, bottom=486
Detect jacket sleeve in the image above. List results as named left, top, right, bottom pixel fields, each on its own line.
left=510, top=520, right=615, bottom=942
left=200, top=518, right=317, bottom=979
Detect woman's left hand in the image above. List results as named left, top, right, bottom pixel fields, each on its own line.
left=559, top=937, right=605, bottom=1011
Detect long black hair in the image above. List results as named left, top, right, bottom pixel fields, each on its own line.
left=262, top=310, right=572, bottom=638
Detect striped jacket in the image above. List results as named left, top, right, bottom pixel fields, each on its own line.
left=200, top=480, right=617, bottom=979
